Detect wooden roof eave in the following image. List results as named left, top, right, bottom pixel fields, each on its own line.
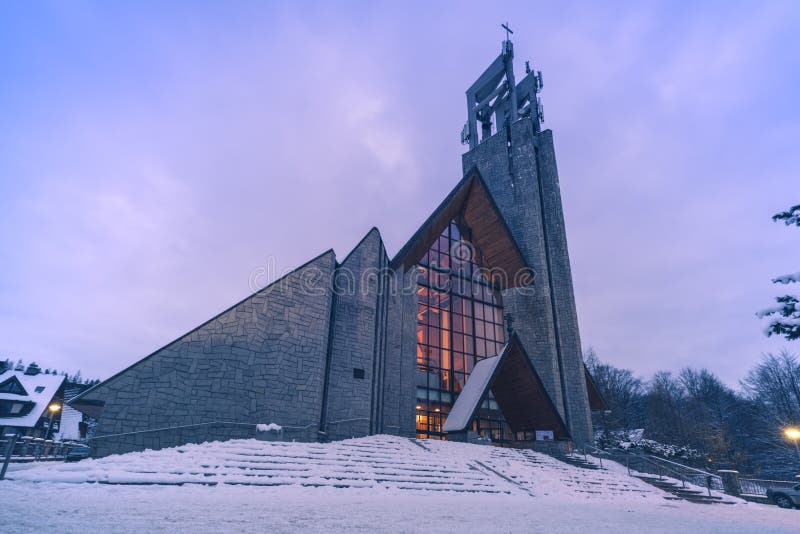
left=390, top=167, right=532, bottom=290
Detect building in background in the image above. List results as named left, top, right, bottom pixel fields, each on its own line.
left=0, top=365, right=65, bottom=439
left=70, top=38, right=605, bottom=457
left=54, top=381, right=94, bottom=442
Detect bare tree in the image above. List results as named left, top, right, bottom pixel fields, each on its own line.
left=740, top=351, right=800, bottom=477
left=742, top=351, right=800, bottom=426
left=584, top=348, right=645, bottom=431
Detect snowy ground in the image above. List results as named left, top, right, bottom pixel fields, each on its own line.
left=0, top=435, right=796, bottom=533
left=1, top=482, right=797, bottom=533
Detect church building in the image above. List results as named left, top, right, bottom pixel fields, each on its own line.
left=70, top=38, right=606, bottom=457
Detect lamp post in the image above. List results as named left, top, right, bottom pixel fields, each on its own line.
left=45, top=403, right=61, bottom=441
left=785, top=427, right=800, bottom=463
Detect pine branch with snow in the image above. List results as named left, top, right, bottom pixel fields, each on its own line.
left=758, top=295, right=800, bottom=341
left=772, top=272, right=800, bottom=284
left=772, top=204, right=800, bottom=227
left=758, top=205, right=799, bottom=341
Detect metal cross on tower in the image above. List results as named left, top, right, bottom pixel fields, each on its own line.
left=501, top=22, right=513, bottom=41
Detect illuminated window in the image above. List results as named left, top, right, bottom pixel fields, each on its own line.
left=415, top=221, right=511, bottom=442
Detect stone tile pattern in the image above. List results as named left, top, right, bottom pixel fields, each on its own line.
left=380, top=267, right=418, bottom=439
left=82, top=251, right=337, bottom=457
left=323, top=229, right=385, bottom=440
left=323, top=228, right=416, bottom=441
left=462, top=120, right=593, bottom=445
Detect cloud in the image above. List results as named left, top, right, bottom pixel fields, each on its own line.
left=0, top=1, right=798, bottom=385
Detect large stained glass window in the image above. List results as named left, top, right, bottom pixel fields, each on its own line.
left=415, top=221, right=513, bottom=442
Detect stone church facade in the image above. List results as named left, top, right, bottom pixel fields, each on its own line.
left=71, top=40, right=605, bottom=457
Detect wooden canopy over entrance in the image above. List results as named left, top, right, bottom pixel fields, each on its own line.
left=442, top=334, right=570, bottom=440
left=390, top=167, right=531, bottom=290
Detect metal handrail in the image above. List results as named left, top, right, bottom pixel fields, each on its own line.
left=91, top=420, right=317, bottom=440
left=601, top=446, right=722, bottom=494
left=638, top=453, right=723, bottom=491
left=644, top=454, right=716, bottom=477
left=739, top=477, right=798, bottom=497
left=91, top=417, right=380, bottom=442
left=576, top=443, right=609, bottom=468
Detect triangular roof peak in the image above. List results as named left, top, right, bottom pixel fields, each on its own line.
left=390, top=167, right=532, bottom=290
left=0, top=374, right=28, bottom=396
left=442, top=333, right=570, bottom=440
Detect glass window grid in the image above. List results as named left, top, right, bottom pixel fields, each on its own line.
left=416, top=221, right=512, bottom=442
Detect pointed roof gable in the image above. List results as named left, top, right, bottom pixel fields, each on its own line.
left=0, top=374, right=28, bottom=396
left=442, top=334, right=570, bottom=440
left=390, top=167, right=531, bottom=289
left=584, top=364, right=608, bottom=411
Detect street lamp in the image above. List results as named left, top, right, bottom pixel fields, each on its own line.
left=784, top=427, right=800, bottom=463
left=45, top=403, right=61, bottom=440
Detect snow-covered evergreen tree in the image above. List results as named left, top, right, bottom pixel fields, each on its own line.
left=757, top=205, right=799, bottom=341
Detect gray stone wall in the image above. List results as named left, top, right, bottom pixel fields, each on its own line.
left=81, top=251, right=337, bottom=457
left=322, top=229, right=386, bottom=440
left=462, top=119, right=593, bottom=445
left=535, top=130, right=593, bottom=445
left=380, top=267, right=418, bottom=438
left=461, top=122, right=565, bottom=416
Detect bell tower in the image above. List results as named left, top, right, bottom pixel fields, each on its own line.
left=461, top=30, right=593, bottom=445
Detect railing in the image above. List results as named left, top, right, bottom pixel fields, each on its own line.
left=1, top=433, right=83, bottom=480
left=644, top=454, right=724, bottom=491
left=90, top=420, right=314, bottom=441
left=739, top=477, right=798, bottom=497
left=577, top=443, right=609, bottom=468
left=599, top=446, right=723, bottom=493
left=91, top=417, right=382, bottom=445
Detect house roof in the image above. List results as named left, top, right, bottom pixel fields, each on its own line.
left=0, top=370, right=65, bottom=428
left=390, top=167, right=532, bottom=290
left=442, top=334, right=570, bottom=440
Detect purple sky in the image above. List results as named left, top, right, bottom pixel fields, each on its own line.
left=1, top=1, right=798, bottom=386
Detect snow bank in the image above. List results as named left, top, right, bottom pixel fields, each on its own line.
left=597, top=430, right=704, bottom=461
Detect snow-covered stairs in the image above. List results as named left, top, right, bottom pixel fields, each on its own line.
left=420, top=440, right=659, bottom=500
left=6, top=435, right=723, bottom=504
left=6, top=435, right=513, bottom=494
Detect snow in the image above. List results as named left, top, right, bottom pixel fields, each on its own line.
left=600, top=430, right=703, bottom=461
left=54, top=405, right=84, bottom=441
left=1, top=483, right=797, bottom=534
left=757, top=305, right=785, bottom=318
left=773, top=272, right=800, bottom=284
left=442, top=353, right=501, bottom=432
left=0, top=435, right=796, bottom=533
left=0, top=370, right=64, bottom=428
left=256, top=423, right=282, bottom=432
